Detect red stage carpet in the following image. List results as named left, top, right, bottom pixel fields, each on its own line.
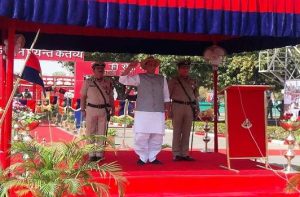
left=29, top=123, right=75, bottom=143
left=29, top=125, right=299, bottom=197
left=91, top=150, right=297, bottom=197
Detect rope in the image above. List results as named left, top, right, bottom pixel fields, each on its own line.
left=237, top=86, right=300, bottom=193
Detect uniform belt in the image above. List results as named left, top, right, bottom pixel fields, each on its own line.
left=172, top=100, right=196, bottom=105
left=87, top=103, right=111, bottom=109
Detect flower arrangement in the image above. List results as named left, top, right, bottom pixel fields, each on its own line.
left=12, top=100, right=42, bottom=131
left=118, top=115, right=134, bottom=126
left=109, top=115, right=134, bottom=127
left=198, top=108, right=214, bottom=122
left=279, top=113, right=300, bottom=131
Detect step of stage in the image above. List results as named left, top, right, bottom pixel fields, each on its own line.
left=107, top=173, right=298, bottom=197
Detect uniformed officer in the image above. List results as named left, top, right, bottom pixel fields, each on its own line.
left=168, top=60, right=199, bottom=161
left=80, top=62, right=115, bottom=162
left=23, top=88, right=32, bottom=99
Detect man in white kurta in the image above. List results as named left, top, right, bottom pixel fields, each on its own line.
left=119, top=57, right=170, bottom=165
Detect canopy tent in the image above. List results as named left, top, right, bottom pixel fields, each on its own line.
left=0, top=0, right=300, bottom=55
left=1, top=0, right=300, bottom=168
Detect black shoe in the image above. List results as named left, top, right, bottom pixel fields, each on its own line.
left=137, top=159, right=146, bottom=165
left=181, top=156, right=195, bottom=161
left=89, top=156, right=98, bottom=162
left=150, top=159, right=163, bottom=164
left=173, top=155, right=183, bottom=161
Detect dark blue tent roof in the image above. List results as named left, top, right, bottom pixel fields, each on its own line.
left=1, top=0, right=300, bottom=55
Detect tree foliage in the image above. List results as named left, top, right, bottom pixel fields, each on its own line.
left=219, top=52, right=259, bottom=88
left=218, top=51, right=283, bottom=91
left=52, top=71, right=66, bottom=76
left=58, top=61, right=75, bottom=74
left=85, top=53, right=136, bottom=62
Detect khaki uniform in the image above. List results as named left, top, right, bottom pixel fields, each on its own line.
left=80, top=77, right=114, bottom=157
left=168, top=76, right=199, bottom=157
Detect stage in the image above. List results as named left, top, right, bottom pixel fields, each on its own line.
left=27, top=124, right=300, bottom=197
left=87, top=150, right=297, bottom=197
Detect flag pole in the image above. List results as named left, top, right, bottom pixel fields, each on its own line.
left=0, top=29, right=40, bottom=126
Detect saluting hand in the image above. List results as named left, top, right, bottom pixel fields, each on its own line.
left=122, top=61, right=139, bottom=76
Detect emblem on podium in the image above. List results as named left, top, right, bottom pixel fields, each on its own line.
left=241, top=118, right=252, bottom=129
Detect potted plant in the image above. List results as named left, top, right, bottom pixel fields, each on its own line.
left=118, top=115, right=134, bottom=127
left=109, top=116, right=119, bottom=126
left=65, top=111, right=76, bottom=131
left=0, top=136, right=126, bottom=197
left=107, top=128, right=117, bottom=146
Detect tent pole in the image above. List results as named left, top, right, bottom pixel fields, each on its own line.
left=1, top=28, right=15, bottom=168
left=0, top=31, right=6, bottom=154
left=0, top=30, right=7, bottom=151
left=213, top=65, right=218, bottom=152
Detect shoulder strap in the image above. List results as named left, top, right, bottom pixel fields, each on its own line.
left=177, top=78, right=193, bottom=102
left=177, top=78, right=199, bottom=120
left=93, top=81, right=107, bottom=104
left=93, top=81, right=110, bottom=117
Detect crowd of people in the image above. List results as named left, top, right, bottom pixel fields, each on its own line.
left=14, top=88, right=32, bottom=99
left=80, top=57, right=200, bottom=164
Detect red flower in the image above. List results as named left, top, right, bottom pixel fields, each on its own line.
left=279, top=113, right=300, bottom=131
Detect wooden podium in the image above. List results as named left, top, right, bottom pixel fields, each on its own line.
left=223, top=85, right=270, bottom=170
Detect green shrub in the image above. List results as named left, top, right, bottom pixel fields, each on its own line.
left=110, top=116, right=119, bottom=123
left=107, top=128, right=117, bottom=136
left=166, top=120, right=299, bottom=141
left=118, top=115, right=134, bottom=126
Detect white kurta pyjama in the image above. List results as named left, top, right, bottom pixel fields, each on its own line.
left=119, top=75, right=170, bottom=133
